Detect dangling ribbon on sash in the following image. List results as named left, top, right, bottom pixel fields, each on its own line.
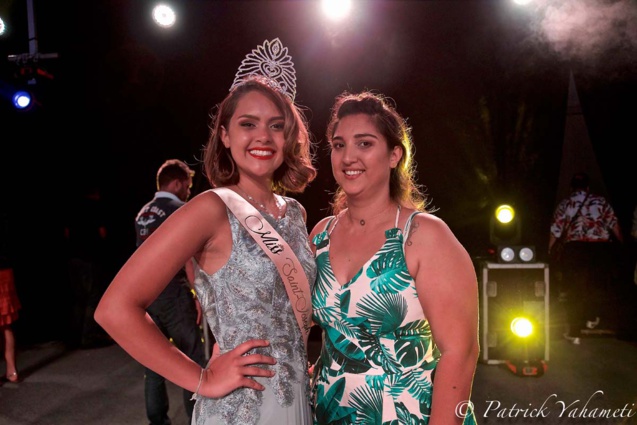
left=212, top=187, right=312, bottom=349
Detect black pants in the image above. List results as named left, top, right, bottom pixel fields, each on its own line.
left=561, top=241, right=618, bottom=336
left=67, top=257, right=110, bottom=347
left=145, top=287, right=206, bottom=425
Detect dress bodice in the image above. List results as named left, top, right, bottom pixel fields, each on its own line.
left=311, top=211, right=473, bottom=424
left=193, top=196, right=316, bottom=425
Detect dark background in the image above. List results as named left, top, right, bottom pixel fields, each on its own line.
left=1, top=0, right=636, bottom=343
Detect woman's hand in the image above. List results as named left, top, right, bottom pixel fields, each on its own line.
left=200, top=339, right=276, bottom=398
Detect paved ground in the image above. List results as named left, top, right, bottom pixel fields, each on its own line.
left=3, top=289, right=637, bottom=425
left=2, top=329, right=637, bottom=425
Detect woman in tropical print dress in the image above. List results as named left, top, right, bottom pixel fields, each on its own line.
left=309, top=91, right=479, bottom=424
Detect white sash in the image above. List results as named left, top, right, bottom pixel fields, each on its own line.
left=212, top=188, right=312, bottom=348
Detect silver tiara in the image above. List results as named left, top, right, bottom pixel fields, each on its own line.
left=230, top=38, right=296, bottom=101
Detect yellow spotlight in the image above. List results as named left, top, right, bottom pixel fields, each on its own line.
left=495, top=204, right=515, bottom=224
left=490, top=203, right=521, bottom=248
left=511, top=317, right=533, bottom=338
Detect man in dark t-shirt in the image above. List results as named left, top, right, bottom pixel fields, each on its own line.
left=134, top=159, right=206, bottom=425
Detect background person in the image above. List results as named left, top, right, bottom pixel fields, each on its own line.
left=1, top=211, right=21, bottom=385
left=63, top=184, right=112, bottom=348
left=549, top=171, right=623, bottom=344
left=0, top=265, right=21, bottom=385
left=134, top=159, right=206, bottom=425
left=95, top=38, right=318, bottom=425
left=310, top=90, right=479, bottom=424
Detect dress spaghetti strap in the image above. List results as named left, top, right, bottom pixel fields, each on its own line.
left=325, top=216, right=338, bottom=236
left=394, top=205, right=402, bottom=228
left=403, top=211, right=422, bottom=248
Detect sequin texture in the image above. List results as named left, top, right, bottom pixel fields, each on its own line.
left=193, top=196, right=316, bottom=425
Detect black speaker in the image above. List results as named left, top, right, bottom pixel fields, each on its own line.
left=479, top=262, right=549, bottom=364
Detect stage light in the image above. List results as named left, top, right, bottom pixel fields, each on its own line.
left=499, top=247, right=515, bottom=262
left=495, top=204, right=514, bottom=223
left=152, top=4, right=176, bottom=28
left=511, top=317, right=533, bottom=338
left=489, top=203, right=536, bottom=263
left=490, top=204, right=521, bottom=246
left=519, top=247, right=534, bottom=262
left=497, top=245, right=536, bottom=263
left=321, top=0, right=352, bottom=21
left=12, top=90, right=32, bottom=110
left=506, top=316, right=547, bottom=377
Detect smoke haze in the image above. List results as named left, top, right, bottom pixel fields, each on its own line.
left=535, top=0, right=637, bottom=66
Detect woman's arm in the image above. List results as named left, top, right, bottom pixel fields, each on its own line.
left=95, top=191, right=276, bottom=398
left=406, top=213, right=480, bottom=424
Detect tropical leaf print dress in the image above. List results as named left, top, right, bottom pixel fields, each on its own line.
left=311, top=210, right=476, bottom=425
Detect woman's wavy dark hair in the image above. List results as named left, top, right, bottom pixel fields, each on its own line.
left=326, top=90, right=429, bottom=214
left=203, top=75, right=316, bottom=193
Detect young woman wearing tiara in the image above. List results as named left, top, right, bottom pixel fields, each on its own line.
left=96, top=38, right=317, bottom=425
left=309, top=91, right=479, bottom=424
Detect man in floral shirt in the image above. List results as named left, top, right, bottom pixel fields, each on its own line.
left=549, top=172, right=623, bottom=344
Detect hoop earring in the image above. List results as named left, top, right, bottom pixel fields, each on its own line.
left=224, top=148, right=236, bottom=179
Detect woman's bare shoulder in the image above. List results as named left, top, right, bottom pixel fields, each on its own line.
left=404, top=211, right=455, bottom=247
left=309, top=216, right=335, bottom=241
left=172, top=189, right=230, bottom=235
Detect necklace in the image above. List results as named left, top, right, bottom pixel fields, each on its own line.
left=237, top=186, right=283, bottom=220
left=348, top=204, right=397, bottom=226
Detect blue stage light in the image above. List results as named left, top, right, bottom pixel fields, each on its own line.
left=12, top=90, right=32, bottom=110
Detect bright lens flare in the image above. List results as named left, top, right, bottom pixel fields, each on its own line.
left=511, top=317, right=533, bottom=338
left=322, top=0, right=352, bottom=21
left=152, top=4, right=176, bottom=28
left=13, top=91, right=32, bottom=109
left=495, top=205, right=515, bottom=224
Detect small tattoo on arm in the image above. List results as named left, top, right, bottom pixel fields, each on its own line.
left=406, top=221, right=419, bottom=246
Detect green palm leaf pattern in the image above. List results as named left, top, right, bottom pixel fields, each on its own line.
left=338, top=288, right=350, bottom=315
left=326, top=326, right=372, bottom=374
left=365, top=374, right=386, bottom=391
left=313, top=305, right=339, bottom=328
left=358, top=292, right=407, bottom=336
left=368, top=237, right=411, bottom=294
left=349, top=384, right=384, bottom=424
left=394, top=402, right=428, bottom=425
left=312, top=213, right=468, bottom=424
left=314, top=377, right=357, bottom=425
left=385, top=373, right=407, bottom=400
left=330, top=314, right=361, bottom=340
left=462, top=408, right=478, bottom=425
left=312, top=231, right=329, bottom=250
left=401, top=368, right=433, bottom=406
left=314, top=249, right=334, bottom=303
left=394, top=320, right=431, bottom=367
left=358, top=326, right=401, bottom=374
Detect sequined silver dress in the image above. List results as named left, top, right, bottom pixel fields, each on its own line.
left=192, top=196, right=316, bottom=425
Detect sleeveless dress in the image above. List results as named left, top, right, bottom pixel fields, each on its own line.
left=311, top=209, right=477, bottom=424
left=0, top=268, right=21, bottom=326
left=192, top=195, right=316, bottom=425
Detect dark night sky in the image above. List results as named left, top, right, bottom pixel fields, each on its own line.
left=1, top=0, right=636, bottom=342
